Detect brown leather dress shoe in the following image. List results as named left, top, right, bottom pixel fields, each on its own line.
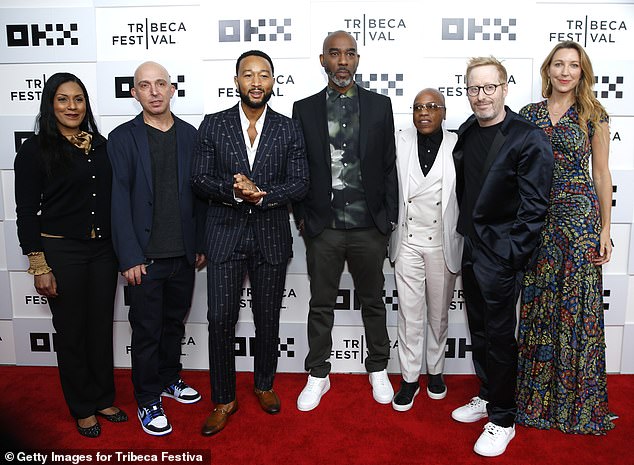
left=254, top=388, right=281, bottom=414
left=201, top=400, right=238, bottom=436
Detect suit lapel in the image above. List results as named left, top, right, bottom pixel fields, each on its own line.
left=440, top=129, right=454, bottom=216
left=312, top=90, right=330, bottom=168
left=478, top=130, right=506, bottom=187
left=132, top=114, right=153, bottom=195
left=399, top=129, right=416, bottom=200
left=358, top=86, right=369, bottom=160
left=251, top=109, right=278, bottom=178
left=226, top=105, right=251, bottom=175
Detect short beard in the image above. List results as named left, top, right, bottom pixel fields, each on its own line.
left=238, top=86, right=272, bottom=109
left=326, top=70, right=354, bottom=88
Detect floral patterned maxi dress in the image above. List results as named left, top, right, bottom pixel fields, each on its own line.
left=516, top=101, right=614, bottom=434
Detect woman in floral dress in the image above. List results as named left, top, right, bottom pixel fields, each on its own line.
left=516, top=41, right=614, bottom=434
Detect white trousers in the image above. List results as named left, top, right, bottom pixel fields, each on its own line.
left=394, top=241, right=456, bottom=382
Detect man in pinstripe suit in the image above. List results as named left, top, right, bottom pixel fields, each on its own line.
left=192, top=50, right=309, bottom=436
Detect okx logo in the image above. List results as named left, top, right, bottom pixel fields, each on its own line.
left=442, top=18, right=517, bottom=41
left=219, top=18, right=291, bottom=42
left=115, top=75, right=187, bottom=98
left=594, top=76, right=624, bottom=99
left=29, top=332, right=56, bottom=353
left=355, top=73, right=404, bottom=96
left=234, top=337, right=295, bottom=358
left=6, top=23, right=79, bottom=47
left=14, top=131, right=34, bottom=152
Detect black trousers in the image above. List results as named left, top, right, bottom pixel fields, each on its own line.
left=206, top=223, right=288, bottom=404
left=43, top=237, right=118, bottom=419
left=461, top=236, right=522, bottom=427
left=304, top=227, right=390, bottom=377
left=127, top=256, right=194, bottom=407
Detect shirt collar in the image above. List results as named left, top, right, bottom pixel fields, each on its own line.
left=326, top=84, right=357, bottom=102
left=417, top=128, right=443, bottom=146
left=238, top=103, right=267, bottom=132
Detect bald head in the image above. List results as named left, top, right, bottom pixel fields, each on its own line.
left=414, top=88, right=445, bottom=107
left=131, top=61, right=175, bottom=118
left=322, top=30, right=357, bottom=54
left=133, top=61, right=170, bottom=87
left=412, top=88, right=446, bottom=135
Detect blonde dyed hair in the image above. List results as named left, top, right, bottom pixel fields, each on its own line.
left=465, top=56, right=508, bottom=85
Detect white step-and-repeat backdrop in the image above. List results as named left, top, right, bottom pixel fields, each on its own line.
left=1, top=0, right=633, bottom=374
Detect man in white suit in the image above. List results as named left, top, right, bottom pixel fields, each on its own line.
left=389, top=88, right=462, bottom=412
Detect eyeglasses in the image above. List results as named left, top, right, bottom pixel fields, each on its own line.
left=465, top=83, right=505, bottom=97
left=412, top=103, right=445, bottom=112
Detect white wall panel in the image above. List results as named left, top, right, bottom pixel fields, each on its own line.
left=0, top=0, right=631, bottom=374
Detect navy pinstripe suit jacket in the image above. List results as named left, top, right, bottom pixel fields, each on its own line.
left=191, top=104, right=309, bottom=265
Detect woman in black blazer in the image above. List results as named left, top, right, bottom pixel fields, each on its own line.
left=14, top=72, right=127, bottom=437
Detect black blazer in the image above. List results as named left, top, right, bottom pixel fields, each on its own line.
left=453, top=107, right=554, bottom=271
left=191, top=104, right=309, bottom=265
left=292, top=85, right=398, bottom=238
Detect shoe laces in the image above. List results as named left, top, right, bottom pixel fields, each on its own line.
left=169, top=379, right=187, bottom=394
left=372, top=372, right=389, bottom=388
left=305, top=377, right=325, bottom=393
left=143, top=402, right=165, bottom=420
left=468, top=397, right=486, bottom=409
left=483, top=422, right=506, bottom=438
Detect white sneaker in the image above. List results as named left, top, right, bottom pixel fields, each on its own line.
left=369, top=369, right=394, bottom=404
left=451, top=396, right=488, bottom=423
left=473, top=422, right=515, bottom=457
left=297, top=375, right=330, bottom=411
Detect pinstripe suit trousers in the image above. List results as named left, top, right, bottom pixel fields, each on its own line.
left=206, top=221, right=288, bottom=404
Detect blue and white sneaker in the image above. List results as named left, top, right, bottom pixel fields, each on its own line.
left=161, top=378, right=201, bottom=404
left=137, top=400, right=172, bottom=436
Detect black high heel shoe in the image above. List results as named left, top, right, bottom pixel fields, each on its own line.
left=97, top=407, right=128, bottom=423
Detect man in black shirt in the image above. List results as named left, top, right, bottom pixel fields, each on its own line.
left=389, top=89, right=462, bottom=412
left=451, top=57, right=553, bottom=457
left=108, top=61, right=206, bottom=436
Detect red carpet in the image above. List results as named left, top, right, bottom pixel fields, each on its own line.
left=0, top=367, right=630, bottom=465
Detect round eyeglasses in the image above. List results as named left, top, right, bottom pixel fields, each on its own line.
left=465, top=83, right=506, bottom=97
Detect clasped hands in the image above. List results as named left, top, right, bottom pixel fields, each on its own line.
left=233, top=173, right=266, bottom=204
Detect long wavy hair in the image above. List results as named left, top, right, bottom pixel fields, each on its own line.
left=540, top=41, right=607, bottom=139
left=35, top=72, right=99, bottom=174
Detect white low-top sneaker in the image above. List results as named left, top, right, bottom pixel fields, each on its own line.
left=297, top=375, right=330, bottom=411
left=451, top=396, right=488, bottom=423
left=369, top=369, right=394, bottom=404
left=473, top=422, right=515, bottom=457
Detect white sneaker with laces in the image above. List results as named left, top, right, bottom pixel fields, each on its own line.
left=369, top=369, right=394, bottom=404
left=451, top=396, right=488, bottom=423
left=473, top=422, right=515, bottom=457
left=297, top=375, right=330, bottom=411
